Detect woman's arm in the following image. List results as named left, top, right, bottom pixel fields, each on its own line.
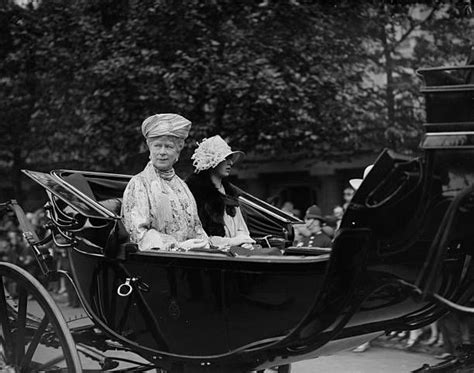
left=210, top=207, right=254, bottom=247
left=209, top=235, right=233, bottom=247
left=233, top=206, right=251, bottom=237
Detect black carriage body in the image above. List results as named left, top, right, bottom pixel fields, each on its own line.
left=22, top=166, right=437, bottom=371
left=70, top=249, right=326, bottom=354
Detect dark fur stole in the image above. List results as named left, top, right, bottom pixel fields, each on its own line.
left=186, top=171, right=240, bottom=237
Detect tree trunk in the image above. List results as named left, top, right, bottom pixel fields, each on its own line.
left=380, top=22, right=396, bottom=149
left=11, top=148, right=24, bottom=204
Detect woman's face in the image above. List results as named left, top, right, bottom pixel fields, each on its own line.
left=333, top=206, right=344, bottom=219
left=212, top=156, right=234, bottom=179
left=343, top=188, right=355, bottom=203
left=148, top=136, right=180, bottom=171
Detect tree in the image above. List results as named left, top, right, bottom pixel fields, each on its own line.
left=354, top=1, right=473, bottom=153
left=0, top=0, right=472, bottom=199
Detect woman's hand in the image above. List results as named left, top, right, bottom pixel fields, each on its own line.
left=179, top=239, right=209, bottom=250
left=228, top=235, right=255, bottom=246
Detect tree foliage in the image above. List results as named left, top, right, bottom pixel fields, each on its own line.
left=356, top=1, right=473, bottom=152
left=0, top=0, right=472, bottom=199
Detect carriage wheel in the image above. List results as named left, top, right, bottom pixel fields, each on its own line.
left=0, top=262, right=82, bottom=372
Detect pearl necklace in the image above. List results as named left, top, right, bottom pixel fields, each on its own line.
left=155, top=167, right=176, bottom=181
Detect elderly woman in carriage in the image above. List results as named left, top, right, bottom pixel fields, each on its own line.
left=122, top=113, right=209, bottom=252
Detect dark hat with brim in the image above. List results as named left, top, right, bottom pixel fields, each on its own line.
left=305, top=204, right=324, bottom=221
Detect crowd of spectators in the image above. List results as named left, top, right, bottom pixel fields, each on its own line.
left=0, top=212, right=36, bottom=280
left=279, top=184, right=356, bottom=249
left=0, top=208, right=79, bottom=307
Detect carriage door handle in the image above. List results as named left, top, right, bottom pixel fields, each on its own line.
left=117, top=277, right=150, bottom=297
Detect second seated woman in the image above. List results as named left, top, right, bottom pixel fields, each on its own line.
left=186, top=135, right=255, bottom=249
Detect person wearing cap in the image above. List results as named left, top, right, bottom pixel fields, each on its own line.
left=332, top=205, right=344, bottom=230
left=186, top=135, right=255, bottom=248
left=342, top=187, right=355, bottom=212
left=295, top=205, right=332, bottom=248
left=349, top=164, right=374, bottom=192
left=122, top=113, right=209, bottom=251
left=342, top=165, right=374, bottom=212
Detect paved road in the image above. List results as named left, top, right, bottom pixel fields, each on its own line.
left=292, top=346, right=438, bottom=373
left=52, top=300, right=441, bottom=372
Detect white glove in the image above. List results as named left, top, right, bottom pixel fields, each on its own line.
left=228, top=235, right=255, bottom=246
left=179, top=239, right=209, bottom=250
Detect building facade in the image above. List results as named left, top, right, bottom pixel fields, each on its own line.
left=231, top=153, right=377, bottom=217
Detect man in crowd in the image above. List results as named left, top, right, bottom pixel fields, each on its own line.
left=332, top=205, right=344, bottom=230
left=342, top=187, right=355, bottom=211
left=295, top=205, right=332, bottom=248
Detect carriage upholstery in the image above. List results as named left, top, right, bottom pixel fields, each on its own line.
left=98, top=197, right=122, bottom=216
left=63, top=173, right=123, bottom=218
left=64, top=173, right=97, bottom=201
left=60, top=173, right=130, bottom=256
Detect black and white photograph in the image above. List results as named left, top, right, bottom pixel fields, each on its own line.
left=0, top=0, right=473, bottom=371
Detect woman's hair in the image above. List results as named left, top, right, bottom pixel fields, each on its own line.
left=196, top=168, right=212, bottom=179
left=146, top=135, right=185, bottom=152
left=187, top=169, right=239, bottom=220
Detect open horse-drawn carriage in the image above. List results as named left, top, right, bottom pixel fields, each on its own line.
left=1, top=54, right=474, bottom=372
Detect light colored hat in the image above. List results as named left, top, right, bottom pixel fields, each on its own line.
left=349, top=164, right=374, bottom=191
left=141, top=113, right=191, bottom=140
left=192, top=135, right=244, bottom=173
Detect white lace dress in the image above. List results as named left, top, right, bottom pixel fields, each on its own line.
left=122, top=162, right=208, bottom=250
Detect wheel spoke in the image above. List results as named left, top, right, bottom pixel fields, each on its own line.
left=0, top=263, right=82, bottom=371
left=15, top=286, right=28, bottom=365
left=21, top=315, right=49, bottom=371
left=0, top=275, right=13, bottom=362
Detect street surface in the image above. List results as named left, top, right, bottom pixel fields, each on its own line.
left=51, top=298, right=441, bottom=372
left=293, top=346, right=438, bottom=373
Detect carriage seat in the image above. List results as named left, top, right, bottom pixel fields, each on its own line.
left=99, top=197, right=122, bottom=216
left=64, top=173, right=123, bottom=216
left=60, top=174, right=134, bottom=257
left=96, top=198, right=136, bottom=258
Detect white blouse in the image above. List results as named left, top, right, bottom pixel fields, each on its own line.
left=209, top=186, right=252, bottom=247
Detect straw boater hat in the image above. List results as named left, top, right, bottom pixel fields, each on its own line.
left=192, top=135, right=245, bottom=173
left=141, top=113, right=191, bottom=140
left=349, top=165, right=374, bottom=191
